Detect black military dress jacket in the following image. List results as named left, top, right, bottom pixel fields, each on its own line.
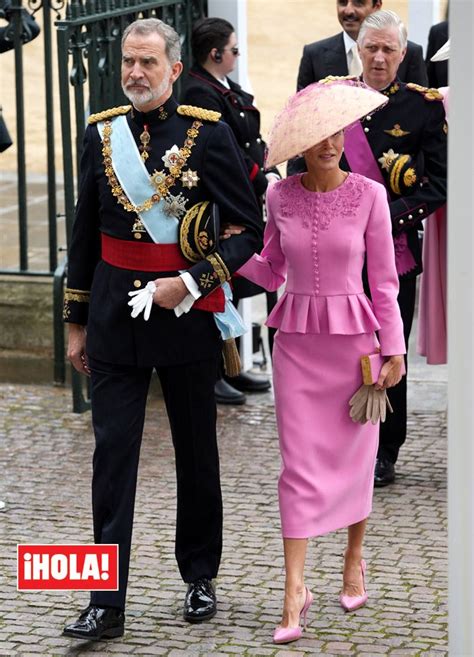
left=181, top=65, right=278, bottom=199
left=346, top=80, right=447, bottom=278
left=63, top=96, right=262, bottom=367
left=181, top=65, right=280, bottom=298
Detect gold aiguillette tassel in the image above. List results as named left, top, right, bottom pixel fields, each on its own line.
left=222, top=338, right=241, bottom=378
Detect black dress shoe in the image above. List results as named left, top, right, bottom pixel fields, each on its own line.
left=374, top=457, right=396, bottom=487
left=183, top=578, right=217, bottom=623
left=224, top=371, right=271, bottom=392
left=63, top=605, right=125, bottom=640
left=215, top=379, right=246, bottom=405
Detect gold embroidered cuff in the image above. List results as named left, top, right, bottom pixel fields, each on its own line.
left=206, top=253, right=230, bottom=284
left=64, top=288, right=90, bottom=303
left=63, top=288, right=90, bottom=321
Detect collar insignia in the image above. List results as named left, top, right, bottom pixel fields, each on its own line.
left=382, top=82, right=400, bottom=97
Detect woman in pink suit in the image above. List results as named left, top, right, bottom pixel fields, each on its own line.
left=238, top=129, right=406, bottom=644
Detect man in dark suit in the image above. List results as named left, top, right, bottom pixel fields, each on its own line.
left=62, top=17, right=262, bottom=641
left=425, top=20, right=449, bottom=88
left=297, top=0, right=428, bottom=91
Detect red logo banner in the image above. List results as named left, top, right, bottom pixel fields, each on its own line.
left=17, top=544, right=118, bottom=591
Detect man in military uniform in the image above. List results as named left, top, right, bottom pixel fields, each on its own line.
left=348, top=10, right=447, bottom=486
left=285, top=10, right=446, bottom=487
left=62, top=18, right=262, bottom=640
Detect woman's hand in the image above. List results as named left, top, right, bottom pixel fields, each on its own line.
left=220, top=223, right=246, bottom=240
left=375, top=355, right=405, bottom=390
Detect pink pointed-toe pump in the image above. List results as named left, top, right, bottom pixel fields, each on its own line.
left=273, top=586, right=314, bottom=644
left=339, top=558, right=368, bottom=612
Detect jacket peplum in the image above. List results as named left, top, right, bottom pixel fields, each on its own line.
left=63, top=96, right=262, bottom=367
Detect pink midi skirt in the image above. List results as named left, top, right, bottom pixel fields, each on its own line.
left=272, top=330, right=380, bottom=539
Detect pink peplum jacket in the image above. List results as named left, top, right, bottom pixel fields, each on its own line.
left=238, top=173, right=406, bottom=357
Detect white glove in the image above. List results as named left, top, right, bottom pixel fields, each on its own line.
left=127, top=281, right=156, bottom=321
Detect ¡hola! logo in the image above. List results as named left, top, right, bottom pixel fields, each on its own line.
left=17, top=544, right=118, bottom=591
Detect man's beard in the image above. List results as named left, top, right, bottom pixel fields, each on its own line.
left=122, top=70, right=171, bottom=109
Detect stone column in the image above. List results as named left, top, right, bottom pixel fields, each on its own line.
left=448, top=1, right=474, bottom=653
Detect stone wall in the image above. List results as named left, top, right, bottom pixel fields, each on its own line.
left=0, top=276, right=58, bottom=382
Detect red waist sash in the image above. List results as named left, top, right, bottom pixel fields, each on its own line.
left=101, top=233, right=225, bottom=313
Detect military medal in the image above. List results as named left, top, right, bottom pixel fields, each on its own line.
left=181, top=169, right=200, bottom=189
left=139, top=123, right=151, bottom=161
left=164, top=193, right=188, bottom=219
left=100, top=119, right=203, bottom=215
left=378, top=148, right=399, bottom=171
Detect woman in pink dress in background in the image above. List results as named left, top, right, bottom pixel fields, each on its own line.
left=417, top=39, right=449, bottom=364
left=238, top=88, right=406, bottom=644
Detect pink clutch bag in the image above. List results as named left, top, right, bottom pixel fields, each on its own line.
left=360, top=352, right=406, bottom=385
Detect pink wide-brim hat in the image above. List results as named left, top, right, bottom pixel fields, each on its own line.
left=265, top=78, right=388, bottom=167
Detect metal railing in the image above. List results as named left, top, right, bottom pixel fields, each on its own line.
left=1, top=0, right=65, bottom=276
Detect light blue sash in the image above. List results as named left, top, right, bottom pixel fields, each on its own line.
left=97, top=115, right=246, bottom=340
left=97, top=115, right=178, bottom=244
left=215, top=282, right=247, bottom=339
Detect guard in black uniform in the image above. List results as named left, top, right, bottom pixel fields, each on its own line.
left=286, top=11, right=447, bottom=487
left=181, top=17, right=280, bottom=403
left=62, top=18, right=261, bottom=641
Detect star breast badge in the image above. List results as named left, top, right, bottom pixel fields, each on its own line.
left=162, top=145, right=185, bottom=169
left=378, top=148, right=399, bottom=171
left=163, top=193, right=188, bottom=219
left=181, top=169, right=200, bottom=189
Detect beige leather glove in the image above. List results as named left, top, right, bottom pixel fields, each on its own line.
left=349, top=385, right=371, bottom=423
left=349, top=385, right=393, bottom=425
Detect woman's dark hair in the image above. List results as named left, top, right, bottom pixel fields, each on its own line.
left=191, top=17, right=235, bottom=65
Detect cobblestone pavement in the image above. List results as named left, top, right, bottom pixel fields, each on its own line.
left=0, top=383, right=447, bottom=656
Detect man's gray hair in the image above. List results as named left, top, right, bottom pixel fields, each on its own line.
left=122, top=18, right=181, bottom=64
left=357, top=10, right=408, bottom=50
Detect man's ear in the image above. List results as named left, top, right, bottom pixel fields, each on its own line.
left=170, top=61, right=183, bottom=84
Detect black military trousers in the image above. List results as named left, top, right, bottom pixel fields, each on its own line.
left=87, top=354, right=222, bottom=611
left=378, top=276, right=417, bottom=464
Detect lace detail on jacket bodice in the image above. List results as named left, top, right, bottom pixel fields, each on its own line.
left=278, top=173, right=369, bottom=229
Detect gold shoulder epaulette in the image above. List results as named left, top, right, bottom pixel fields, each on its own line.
left=88, top=105, right=132, bottom=124
left=406, top=83, right=443, bottom=102
left=319, top=74, right=358, bottom=84
left=177, top=105, right=221, bottom=122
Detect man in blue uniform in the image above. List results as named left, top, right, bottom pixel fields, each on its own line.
left=62, top=18, right=261, bottom=640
